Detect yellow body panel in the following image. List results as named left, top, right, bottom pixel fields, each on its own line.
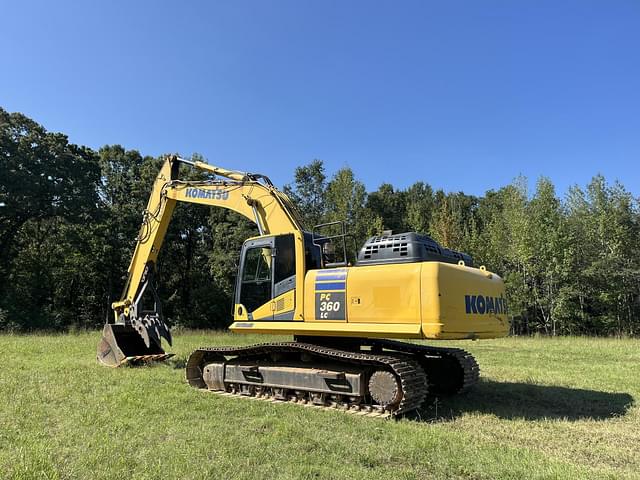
left=421, top=262, right=510, bottom=339
left=238, top=261, right=510, bottom=340
left=344, top=264, right=421, bottom=324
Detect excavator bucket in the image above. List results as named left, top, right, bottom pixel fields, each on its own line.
left=97, top=323, right=174, bottom=367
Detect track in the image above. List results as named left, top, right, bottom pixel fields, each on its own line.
left=186, top=342, right=428, bottom=418
left=362, top=339, right=480, bottom=395
left=186, top=339, right=479, bottom=417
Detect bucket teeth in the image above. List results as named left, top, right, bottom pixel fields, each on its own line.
left=120, top=353, right=175, bottom=366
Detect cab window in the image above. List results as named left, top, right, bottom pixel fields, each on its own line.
left=242, top=247, right=272, bottom=282
left=274, top=234, right=295, bottom=283
left=240, top=247, right=272, bottom=312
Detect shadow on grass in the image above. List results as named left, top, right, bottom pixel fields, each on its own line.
left=416, top=379, right=634, bottom=422
left=169, top=357, right=187, bottom=369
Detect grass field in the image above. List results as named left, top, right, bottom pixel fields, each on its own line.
left=0, top=332, right=638, bottom=479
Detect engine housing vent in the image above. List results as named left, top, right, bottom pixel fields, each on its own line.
left=356, top=232, right=473, bottom=267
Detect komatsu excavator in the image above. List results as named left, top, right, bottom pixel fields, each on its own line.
left=98, top=155, right=509, bottom=417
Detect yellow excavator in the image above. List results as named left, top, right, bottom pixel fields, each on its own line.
left=98, top=155, right=509, bottom=417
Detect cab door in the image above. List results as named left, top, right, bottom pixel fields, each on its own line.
left=235, top=234, right=296, bottom=321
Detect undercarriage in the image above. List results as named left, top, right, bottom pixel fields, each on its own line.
left=186, top=338, right=479, bottom=418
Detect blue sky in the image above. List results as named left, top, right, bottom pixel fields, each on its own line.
left=1, top=1, right=639, bottom=196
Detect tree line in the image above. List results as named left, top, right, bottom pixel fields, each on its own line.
left=1, top=107, right=639, bottom=336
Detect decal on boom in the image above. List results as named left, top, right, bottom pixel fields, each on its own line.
left=184, top=188, right=229, bottom=200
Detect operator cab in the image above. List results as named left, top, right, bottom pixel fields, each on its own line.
left=236, top=233, right=297, bottom=317
left=234, top=220, right=355, bottom=321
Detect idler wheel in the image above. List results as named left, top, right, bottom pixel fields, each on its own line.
left=368, top=370, right=402, bottom=408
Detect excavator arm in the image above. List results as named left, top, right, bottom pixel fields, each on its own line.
left=98, top=154, right=305, bottom=366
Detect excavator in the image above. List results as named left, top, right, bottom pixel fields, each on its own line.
left=98, top=155, right=509, bottom=417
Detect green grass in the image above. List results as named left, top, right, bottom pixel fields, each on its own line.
left=1, top=332, right=638, bottom=479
